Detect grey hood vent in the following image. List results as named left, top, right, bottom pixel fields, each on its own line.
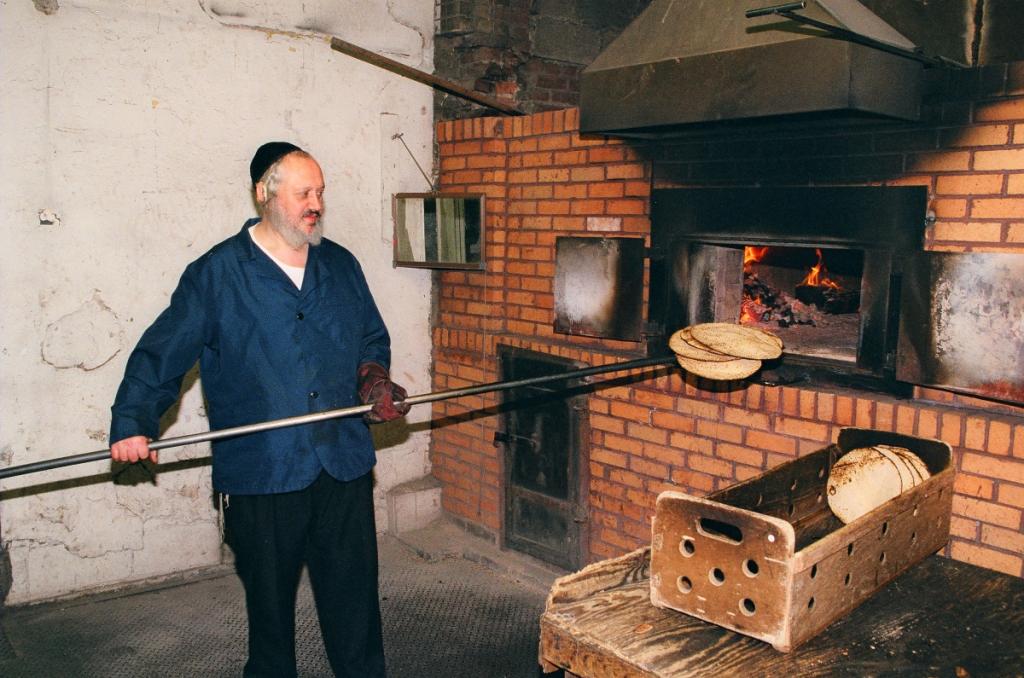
left=580, top=0, right=923, bottom=135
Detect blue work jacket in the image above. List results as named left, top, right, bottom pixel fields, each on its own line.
left=110, top=219, right=391, bottom=494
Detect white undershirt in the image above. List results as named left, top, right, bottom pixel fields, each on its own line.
left=249, top=225, right=305, bottom=289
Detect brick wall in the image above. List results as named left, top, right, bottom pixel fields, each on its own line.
left=434, top=0, right=651, bottom=118
left=431, top=63, right=1024, bottom=576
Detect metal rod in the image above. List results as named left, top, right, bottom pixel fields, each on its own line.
left=392, top=132, right=434, bottom=191
left=776, top=10, right=951, bottom=67
left=746, top=4, right=965, bottom=68
left=745, top=2, right=805, bottom=19
left=329, top=37, right=526, bottom=116
left=0, top=355, right=675, bottom=481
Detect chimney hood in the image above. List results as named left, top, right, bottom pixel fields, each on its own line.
left=580, top=0, right=924, bottom=136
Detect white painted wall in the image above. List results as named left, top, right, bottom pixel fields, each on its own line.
left=0, top=0, right=435, bottom=604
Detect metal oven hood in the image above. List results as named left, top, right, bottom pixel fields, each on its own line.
left=580, top=0, right=924, bottom=135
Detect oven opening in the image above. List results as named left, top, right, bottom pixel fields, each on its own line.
left=650, top=186, right=928, bottom=391
left=740, top=245, right=864, bottom=364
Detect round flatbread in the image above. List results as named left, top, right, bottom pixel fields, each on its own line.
left=827, top=446, right=904, bottom=524
left=872, top=444, right=915, bottom=491
left=668, top=328, right=736, bottom=362
left=675, top=354, right=762, bottom=381
left=882, top=444, right=930, bottom=484
left=689, top=323, right=783, bottom=360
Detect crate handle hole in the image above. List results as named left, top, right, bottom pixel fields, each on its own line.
left=790, top=479, right=798, bottom=491
left=810, top=564, right=818, bottom=579
left=816, top=492, right=823, bottom=504
left=677, top=576, right=692, bottom=594
left=743, top=559, right=760, bottom=577
left=808, top=597, right=816, bottom=610
left=817, top=466, right=826, bottom=479
left=879, top=551, right=887, bottom=563
left=709, top=568, right=726, bottom=585
left=679, top=538, right=696, bottom=557
left=881, top=521, right=889, bottom=536
left=844, top=573, right=851, bottom=586
left=913, top=505, right=919, bottom=516
left=847, top=542, right=855, bottom=556
left=698, top=517, right=743, bottom=545
left=911, top=531, right=917, bottom=543
left=740, top=598, right=757, bottom=616
left=787, top=503, right=795, bottom=516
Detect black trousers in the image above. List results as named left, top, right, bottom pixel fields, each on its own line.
left=224, top=471, right=385, bottom=678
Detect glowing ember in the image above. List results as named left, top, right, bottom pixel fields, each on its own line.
left=740, top=298, right=765, bottom=324
left=741, top=245, right=859, bottom=327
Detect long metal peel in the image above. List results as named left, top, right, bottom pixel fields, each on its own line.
left=0, top=355, right=675, bottom=481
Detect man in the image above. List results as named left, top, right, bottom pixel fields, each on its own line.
left=110, top=142, right=408, bottom=677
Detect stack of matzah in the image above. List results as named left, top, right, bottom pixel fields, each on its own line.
left=668, top=323, right=783, bottom=381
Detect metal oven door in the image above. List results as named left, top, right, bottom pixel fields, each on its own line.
left=897, top=251, right=1024, bottom=405
left=497, top=346, right=588, bottom=570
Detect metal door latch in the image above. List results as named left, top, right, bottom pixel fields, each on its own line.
left=493, top=431, right=538, bottom=450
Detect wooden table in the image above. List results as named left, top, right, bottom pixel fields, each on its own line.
left=539, top=548, right=1024, bottom=677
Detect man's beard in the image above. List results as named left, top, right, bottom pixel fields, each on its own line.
left=265, top=199, right=323, bottom=248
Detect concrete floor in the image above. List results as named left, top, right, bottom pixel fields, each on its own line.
left=0, top=520, right=564, bottom=677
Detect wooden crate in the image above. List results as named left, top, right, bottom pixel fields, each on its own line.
left=649, top=428, right=953, bottom=652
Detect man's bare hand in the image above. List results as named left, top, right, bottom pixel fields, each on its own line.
left=110, top=435, right=157, bottom=464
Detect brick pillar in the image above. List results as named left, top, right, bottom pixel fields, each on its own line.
left=433, top=0, right=653, bottom=118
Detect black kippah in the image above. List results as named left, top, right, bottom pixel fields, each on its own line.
left=249, top=141, right=302, bottom=187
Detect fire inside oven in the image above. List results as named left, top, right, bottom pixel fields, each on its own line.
left=649, top=186, right=927, bottom=390
left=740, top=245, right=864, bottom=363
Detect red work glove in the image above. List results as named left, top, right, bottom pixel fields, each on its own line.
left=357, top=362, right=410, bottom=423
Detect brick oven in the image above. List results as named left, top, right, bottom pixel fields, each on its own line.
left=430, top=62, right=1024, bottom=577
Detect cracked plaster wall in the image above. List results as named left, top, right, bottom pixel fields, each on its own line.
left=1, top=0, right=435, bottom=604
